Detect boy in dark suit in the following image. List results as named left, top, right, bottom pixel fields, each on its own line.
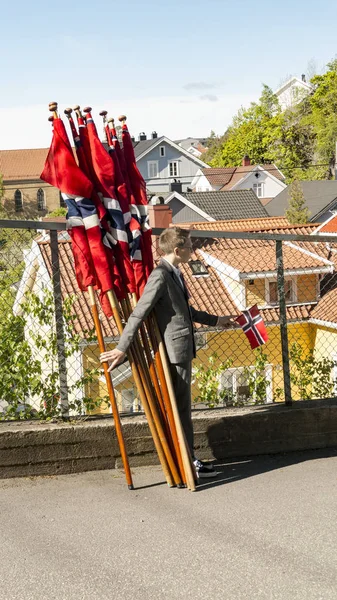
left=100, top=227, right=236, bottom=478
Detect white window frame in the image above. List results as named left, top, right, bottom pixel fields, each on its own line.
left=265, top=277, right=297, bottom=306
left=147, top=160, right=159, bottom=179
left=253, top=182, right=264, bottom=198
left=219, top=365, right=273, bottom=404
left=159, top=146, right=165, bottom=157
left=168, top=161, right=179, bottom=178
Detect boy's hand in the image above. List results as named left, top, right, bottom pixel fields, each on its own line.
left=100, top=349, right=126, bottom=372
left=217, top=315, right=238, bottom=328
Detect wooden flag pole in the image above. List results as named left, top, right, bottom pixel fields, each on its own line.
left=106, top=290, right=181, bottom=488
left=127, top=295, right=186, bottom=486
left=153, top=320, right=196, bottom=491
left=87, top=287, right=134, bottom=490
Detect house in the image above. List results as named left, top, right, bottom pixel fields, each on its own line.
left=0, top=148, right=61, bottom=217
left=163, top=190, right=269, bottom=223
left=275, top=75, right=313, bottom=111
left=132, top=132, right=209, bottom=194
left=190, top=156, right=286, bottom=204
left=175, top=137, right=208, bottom=158
left=266, top=181, right=337, bottom=222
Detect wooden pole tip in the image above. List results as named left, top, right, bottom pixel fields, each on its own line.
left=118, top=114, right=127, bottom=122
left=49, top=102, right=58, bottom=112
left=64, top=108, right=73, bottom=116
left=99, top=110, right=108, bottom=117
left=83, top=106, right=92, bottom=113
left=73, top=104, right=80, bottom=111
left=48, top=116, right=54, bottom=122
left=108, top=117, right=115, bottom=125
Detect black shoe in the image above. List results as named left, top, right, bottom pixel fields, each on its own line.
left=193, top=459, right=220, bottom=479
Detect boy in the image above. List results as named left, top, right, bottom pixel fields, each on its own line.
left=100, top=227, right=236, bottom=478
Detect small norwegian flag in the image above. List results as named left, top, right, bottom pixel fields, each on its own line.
left=235, top=304, right=268, bottom=350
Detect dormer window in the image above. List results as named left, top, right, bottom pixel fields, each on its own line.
left=189, top=260, right=209, bottom=276
left=267, top=279, right=295, bottom=305
left=253, top=182, right=264, bottom=198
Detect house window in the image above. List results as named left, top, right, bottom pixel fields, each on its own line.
left=14, top=189, right=23, bottom=212
left=37, top=188, right=45, bottom=211
left=59, top=192, right=66, bottom=208
left=169, top=161, right=179, bottom=177
left=268, top=279, right=295, bottom=305
left=253, top=182, right=264, bottom=198
left=159, top=146, right=165, bottom=157
left=189, top=260, right=209, bottom=276
left=148, top=161, right=159, bottom=178
left=219, top=366, right=273, bottom=404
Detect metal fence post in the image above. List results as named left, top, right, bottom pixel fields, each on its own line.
left=276, top=240, right=292, bottom=406
left=50, top=230, right=69, bottom=416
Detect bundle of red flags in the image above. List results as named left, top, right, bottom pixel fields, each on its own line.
left=40, top=110, right=154, bottom=314
left=235, top=304, right=268, bottom=350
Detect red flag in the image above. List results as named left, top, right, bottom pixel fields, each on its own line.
left=85, top=110, right=136, bottom=295
left=235, top=305, right=268, bottom=350
left=40, top=117, right=115, bottom=296
left=121, top=120, right=154, bottom=294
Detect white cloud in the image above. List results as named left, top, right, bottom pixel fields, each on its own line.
left=0, top=93, right=255, bottom=150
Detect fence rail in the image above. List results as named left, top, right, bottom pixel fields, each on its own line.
left=1, top=219, right=337, bottom=420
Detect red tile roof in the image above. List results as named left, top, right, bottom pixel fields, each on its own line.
left=173, top=217, right=318, bottom=234
left=317, top=215, right=337, bottom=233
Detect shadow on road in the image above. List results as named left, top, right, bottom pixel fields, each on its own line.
left=196, top=446, right=337, bottom=492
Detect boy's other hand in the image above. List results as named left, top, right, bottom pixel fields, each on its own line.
left=100, top=349, right=126, bottom=372
left=217, top=315, right=238, bottom=328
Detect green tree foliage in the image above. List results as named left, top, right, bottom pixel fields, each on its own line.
left=204, top=59, right=337, bottom=182
left=285, top=180, right=311, bottom=223
left=48, top=207, right=67, bottom=217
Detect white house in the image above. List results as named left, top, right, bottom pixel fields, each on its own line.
left=190, top=157, right=286, bottom=205
left=275, top=75, right=313, bottom=111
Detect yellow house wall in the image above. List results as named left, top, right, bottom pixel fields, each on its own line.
left=245, top=279, right=265, bottom=306
left=192, top=322, right=315, bottom=402
left=297, top=274, right=317, bottom=303
left=312, top=325, right=337, bottom=363
left=245, top=274, right=318, bottom=307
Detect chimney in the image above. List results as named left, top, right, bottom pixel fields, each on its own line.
left=242, top=154, right=251, bottom=167
left=169, top=181, right=183, bottom=194
left=139, top=132, right=147, bottom=141
left=148, top=204, right=172, bottom=229
left=152, top=131, right=158, bottom=139
left=301, top=74, right=306, bottom=82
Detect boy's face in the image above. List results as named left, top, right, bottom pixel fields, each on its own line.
left=174, top=237, right=193, bottom=263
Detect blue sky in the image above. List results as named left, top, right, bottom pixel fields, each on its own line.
left=1, top=0, right=337, bottom=148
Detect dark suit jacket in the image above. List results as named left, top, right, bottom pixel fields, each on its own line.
left=117, top=259, right=218, bottom=364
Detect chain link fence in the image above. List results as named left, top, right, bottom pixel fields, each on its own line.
left=1, top=219, right=337, bottom=420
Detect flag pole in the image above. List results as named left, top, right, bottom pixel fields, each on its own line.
left=107, top=289, right=182, bottom=488
left=87, top=287, right=134, bottom=490
left=48, top=102, right=135, bottom=489
left=152, top=320, right=197, bottom=491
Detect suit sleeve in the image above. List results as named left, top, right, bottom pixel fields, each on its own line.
left=117, top=269, right=166, bottom=354
left=189, top=305, right=218, bottom=327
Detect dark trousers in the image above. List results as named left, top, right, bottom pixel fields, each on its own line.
left=168, top=361, right=194, bottom=457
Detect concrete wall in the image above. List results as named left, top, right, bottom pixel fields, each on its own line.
left=2, top=399, right=337, bottom=479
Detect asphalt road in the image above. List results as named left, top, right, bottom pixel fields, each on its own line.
left=1, top=448, right=337, bottom=600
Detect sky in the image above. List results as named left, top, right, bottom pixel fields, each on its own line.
left=1, top=0, right=337, bottom=149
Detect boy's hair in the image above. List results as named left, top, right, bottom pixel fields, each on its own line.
left=159, top=227, right=191, bottom=254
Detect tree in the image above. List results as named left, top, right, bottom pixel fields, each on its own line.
left=285, top=180, right=311, bottom=223
left=48, top=207, right=67, bottom=217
